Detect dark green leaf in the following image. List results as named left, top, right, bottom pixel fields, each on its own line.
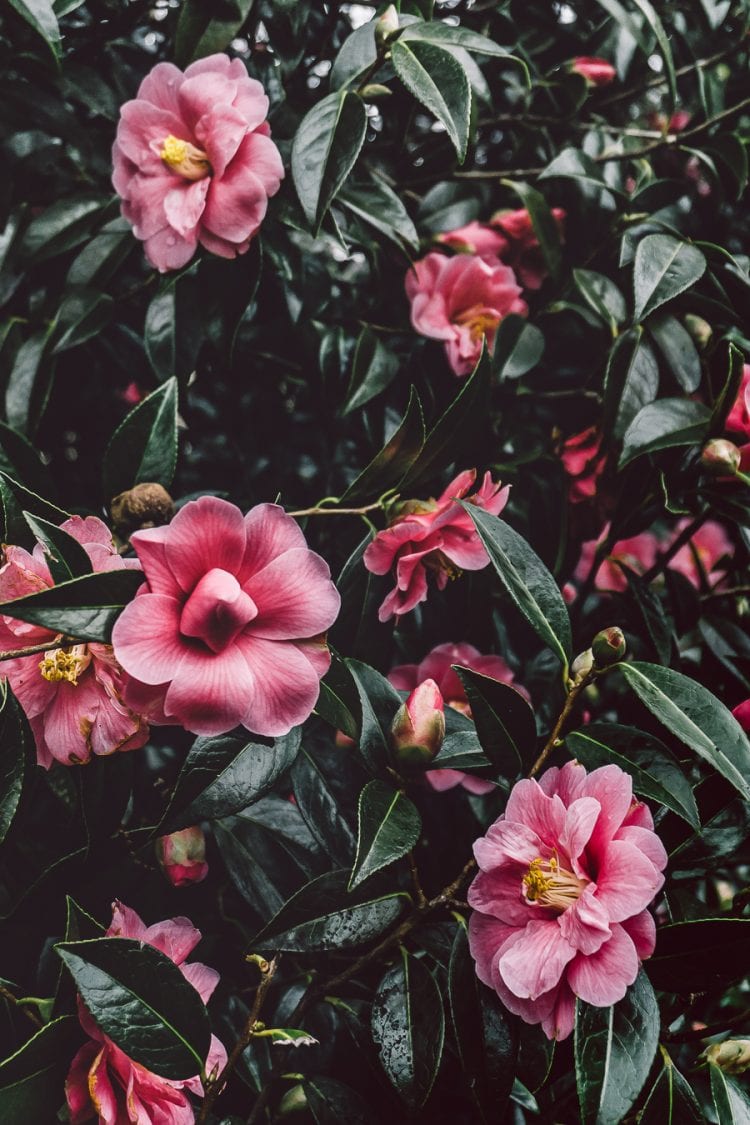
left=619, top=564, right=672, bottom=663
left=174, top=0, right=253, bottom=67
left=619, top=399, right=712, bottom=467
left=338, top=182, right=419, bottom=254
left=292, top=91, right=368, bottom=230
left=648, top=918, right=750, bottom=993
left=0, top=568, right=144, bottom=643
left=454, top=666, right=535, bottom=776
left=330, top=22, right=377, bottom=90
left=391, top=39, right=471, bottom=162
left=349, top=780, right=421, bottom=890
left=0, top=1016, right=81, bottom=1122
left=710, top=342, right=745, bottom=434
left=51, top=289, right=113, bottom=354
left=603, top=327, right=659, bottom=441
left=102, top=377, right=179, bottom=500
left=432, top=728, right=490, bottom=772
left=5, top=325, right=56, bottom=438
left=647, top=312, right=702, bottom=393
left=631, top=0, right=676, bottom=107
left=399, top=20, right=513, bottom=57
left=23, top=513, right=92, bottom=583
left=0, top=422, right=53, bottom=498
left=344, top=322, right=399, bottom=418
left=710, top=1060, right=750, bottom=1123
left=20, top=198, right=108, bottom=264
left=291, top=748, right=356, bottom=867
left=6, top=0, right=61, bottom=61
left=66, top=218, right=133, bottom=289
left=0, top=472, right=68, bottom=547
left=573, top=269, right=627, bottom=330
left=305, top=1076, right=376, bottom=1125
left=144, top=273, right=202, bottom=383
left=340, top=387, right=424, bottom=503
left=345, top=659, right=403, bottom=773
left=56, top=938, right=211, bottom=1080
left=0, top=688, right=34, bottom=846
left=315, top=654, right=359, bottom=740
left=640, top=1051, right=704, bottom=1124
left=503, top=181, right=562, bottom=280
left=633, top=234, right=706, bottom=322
left=492, top=316, right=545, bottom=381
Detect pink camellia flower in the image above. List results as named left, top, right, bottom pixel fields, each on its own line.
left=468, top=760, right=667, bottom=1040
left=436, top=221, right=509, bottom=260
left=490, top=207, right=566, bottom=290
left=390, top=641, right=520, bottom=795
left=667, top=518, right=732, bottom=589
left=363, top=469, right=509, bottom=622
left=112, top=53, right=284, bottom=271
left=560, top=426, right=606, bottom=504
left=0, top=517, right=148, bottom=769
left=733, top=699, right=750, bottom=733
left=156, top=826, right=209, bottom=887
left=390, top=679, right=446, bottom=767
left=112, top=496, right=340, bottom=737
left=570, top=57, right=617, bottom=86
left=405, top=251, right=527, bottom=376
left=66, top=901, right=226, bottom=1125
left=726, top=364, right=750, bottom=439
left=572, top=528, right=661, bottom=594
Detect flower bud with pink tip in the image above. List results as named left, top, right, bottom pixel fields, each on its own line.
left=391, top=679, right=446, bottom=767
left=569, top=57, right=617, bottom=86
left=156, top=826, right=209, bottom=887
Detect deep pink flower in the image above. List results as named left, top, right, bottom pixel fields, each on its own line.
left=112, top=496, right=340, bottom=737
left=363, top=470, right=509, bottom=622
left=405, top=251, right=527, bottom=376
left=436, top=221, right=509, bottom=260
left=66, top=902, right=226, bottom=1125
left=726, top=364, right=750, bottom=439
left=490, top=207, right=566, bottom=290
left=468, top=761, right=666, bottom=1040
left=668, top=519, right=731, bottom=588
left=570, top=57, right=617, bottom=86
left=390, top=641, right=519, bottom=795
left=0, top=517, right=148, bottom=769
left=560, top=426, right=606, bottom=503
left=156, top=826, right=209, bottom=887
left=112, top=53, right=284, bottom=271
left=733, top=699, right=750, bottom=733
left=573, top=528, right=660, bottom=593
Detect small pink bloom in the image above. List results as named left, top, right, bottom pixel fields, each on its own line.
left=0, top=517, right=148, bottom=769
left=391, top=678, right=446, bottom=766
left=468, top=760, right=666, bottom=1040
left=405, top=252, right=527, bottom=376
left=668, top=519, right=731, bottom=588
left=389, top=641, right=520, bottom=794
left=66, top=902, right=227, bottom=1125
left=570, top=57, right=617, bottom=86
left=573, top=528, right=660, bottom=593
left=560, top=426, right=606, bottom=503
left=363, top=470, right=509, bottom=622
left=112, top=496, right=340, bottom=737
left=120, top=381, right=144, bottom=406
left=156, top=826, right=209, bottom=887
left=436, top=221, right=509, bottom=260
left=649, top=110, right=692, bottom=133
left=726, top=364, right=750, bottom=439
left=113, top=54, right=284, bottom=271
left=490, top=207, right=566, bottom=290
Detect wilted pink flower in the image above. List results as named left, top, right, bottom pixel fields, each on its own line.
left=112, top=53, right=284, bottom=271
left=468, top=760, right=666, bottom=1040
left=570, top=57, right=617, bottom=86
left=0, top=517, right=148, bottom=769
left=390, top=679, right=446, bottom=766
left=405, top=251, right=527, bottom=376
left=390, top=641, right=520, bottom=795
left=490, top=207, right=566, bottom=290
left=156, top=826, right=209, bottom=887
left=112, top=496, right=340, bottom=737
left=436, top=221, right=509, bottom=259
left=560, top=426, right=606, bottom=503
left=573, top=528, right=660, bottom=593
left=363, top=470, right=509, bottom=622
left=668, top=518, right=731, bottom=588
left=66, top=901, right=226, bottom=1125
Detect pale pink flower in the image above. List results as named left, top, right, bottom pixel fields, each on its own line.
left=389, top=641, right=520, bottom=795
left=573, top=528, right=660, bottom=593
left=112, top=496, right=340, bottom=737
left=668, top=519, right=732, bottom=588
left=405, top=251, right=527, bottom=376
left=468, top=760, right=666, bottom=1040
left=570, top=57, right=617, bottom=86
left=112, top=53, right=284, bottom=271
left=436, top=221, right=509, bottom=260
left=363, top=470, right=509, bottom=622
left=560, top=426, right=606, bottom=503
left=0, top=517, right=148, bottom=769
left=490, top=207, right=566, bottom=290
left=66, top=902, right=227, bottom=1125
left=156, top=826, right=209, bottom=887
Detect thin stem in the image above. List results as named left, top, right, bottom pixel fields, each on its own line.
left=662, top=1005, right=750, bottom=1044
left=287, top=500, right=383, bottom=518
left=407, top=851, right=427, bottom=909
left=0, top=984, right=43, bottom=1028
left=701, top=585, right=750, bottom=602
left=598, top=42, right=746, bottom=108
left=639, top=512, right=708, bottom=585
left=0, top=637, right=67, bottom=662
left=528, top=672, right=594, bottom=778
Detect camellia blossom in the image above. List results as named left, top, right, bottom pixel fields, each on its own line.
left=390, top=641, right=520, bottom=794
left=0, top=517, right=148, bottom=769
left=66, top=902, right=226, bottom=1124
left=363, top=470, right=509, bottom=622
left=112, top=496, right=340, bottom=737
left=572, top=528, right=660, bottom=594
left=570, top=56, right=617, bottom=86
left=436, top=221, right=509, bottom=259
left=112, top=53, right=284, bottom=271
left=560, top=426, right=606, bottom=504
left=405, top=251, right=527, bottom=376
left=490, top=207, right=566, bottom=290
left=468, top=760, right=667, bottom=1040
left=667, top=518, right=732, bottom=589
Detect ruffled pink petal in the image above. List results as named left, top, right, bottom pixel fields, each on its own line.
left=164, top=177, right=210, bottom=238
left=503, top=780, right=566, bottom=850
left=183, top=1034, right=228, bottom=1094
left=141, top=915, right=202, bottom=964
left=377, top=564, right=429, bottom=622
left=244, top=548, right=339, bottom=640
left=108, top=901, right=148, bottom=939
left=467, top=911, right=517, bottom=989
left=235, top=634, right=324, bottom=737
left=293, top=636, right=331, bottom=679
left=143, top=225, right=198, bottom=272
left=223, top=130, right=283, bottom=195
left=195, top=104, right=248, bottom=179
left=473, top=819, right=542, bottom=870
left=178, top=71, right=239, bottom=131
left=162, top=496, right=247, bottom=595
left=540, top=981, right=577, bottom=1041
left=594, top=839, right=665, bottom=922
left=198, top=227, right=250, bottom=259
left=3, top=654, right=56, bottom=719
left=201, top=165, right=268, bottom=245
left=180, top=960, right=220, bottom=1004
left=65, top=1041, right=101, bottom=1125
left=620, top=909, right=657, bottom=960
left=558, top=883, right=611, bottom=955
left=566, top=922, right=639, bottom=1006
left=180, top=568, right=258, bottom=653
left=468, top=867, right=537, bottom=927
left=460, top=774, right=496, bottom=795
left=117, top=170, right=174, bottom=240
left=164, top=643, right=256, bottom=735
left=426, top=767, right=465, bottom=791
left=111, top=593, right=185, bottom=685
left=128, top=525, right=180, bottom=596
left=616, top=823, right=668, bottom=872
left=87, top=1043, right=120, bottom=1125
left=497, top=919, right=577, bottom=1001
left=39, top=673, right=107, bottom=766
left=238, top=503, right=308, bottom=581
left=388, top=662, right=419, bottom=693
left=559, top=796, right=601, bottom=872
left=581, top=764, right=634, bottom=851
left=116, top=100, right=189, bottom=169
left=137, top=61, right=184, bottom=113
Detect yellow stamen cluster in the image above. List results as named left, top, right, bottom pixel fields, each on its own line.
left=160, top=135, right=211, bottom=181
left=467, top=311, right=500, bottom=342
left=39, top=645, right=89, bottom=685
left=523, top=853, right=587, bottom=912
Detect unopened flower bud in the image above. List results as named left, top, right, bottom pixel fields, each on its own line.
left=155, top=826, right=208, bottom=887
left=592, top=627, right=626, bottom=668
left=570, top=648, right=594, bottom=685
left=111, top=482, right=174, bottom=536
left=700, top=438, right=741, bottom=476
left=390, top=679, right=445, bottom=767
left=360, top=83, right=392, bottom=100
left=569, top=56, right=617, bottom=86
left=705, top=1039, right=750, bottom=1075
left=684, top=314, right=712, bottom=349
left=375, top=4, right=399, bottom=45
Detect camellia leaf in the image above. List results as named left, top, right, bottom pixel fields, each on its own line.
left=304, top=1076, right=376, bottom=1125
left=631, top=0, right=677, bottom=109
left=0, top=567, right=144, bottom=643
left=0, top=686, right=34, bottom=846
left=349, top=780, right=421, bottom=890
left=371, top=948, right=445, bottom=1109
left=174, top=0, right=253, bottom=66
left=391, top=39, right=471, bottom=162
left=0, top=471, right=68, bottom=547
left=574, top=970, right=659, bottom=1125
left=51, top=289, right=113, bottom=355
left=55, top=938, right=211, bottom=1080
left=291, top=90, right=368, bottom=231
left=619, top=398, right=712, bottom=467
left=460, top=506, right=572, bottom=669
left=102, top=377, right=179, bottom=500
left=618, top=661, right=750, bottom=800
left=6, top=0, right=61, bottom=62
left=0, top=1016, right=82, bottom=1121
left=632, top=234, right=706, bottom=322
left=709, top=1060, right=750, bottom=1122
left=573, top=269, right=627, bottom=331
left=503, top=180, right=562, bottom=279
left=342, top=328, right=400, bottom=416
left=492, top=315, right=545, bottom=381
left=330, top=21, right=377, bottom=90
left=640, top=1049, right=704, bottom=1124
left=290, top=748, right=357, bottom=868
left=399, top=20, right=514, bottom=58
left=454, top=666, right=536, bottom=776
left=647, top=312, right=702, bottom=393
left=144, top=273, right=202, bottom=384
left=340, top=387, right=425, bottom=503
left=337, top=182, right=419, bottom=254
left=23, top=512, right=92, bottom=583
left=647, top=918, right=750, bottom=993
left=345, top=659, right=403, bottom=774
left=603, top=326, right=659, bottom=441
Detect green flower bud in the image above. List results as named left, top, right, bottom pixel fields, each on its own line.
left=705, top=1039, right=750, bottom=1076
left=683, top=314, right=712, bottom=349
left=592, top=627, right=626, bottom=668
left=700, top=438, right=742, bottom=476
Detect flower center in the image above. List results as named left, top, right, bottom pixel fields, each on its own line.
left=456, top=305, right=501, bottom=342
left=522, top=854, right=588, bottom=912
left=424, top=550, right=462, bottom=581
left=160, top=135, right=211, bottom=181
left=39, top=645, right=91, bottom=685
left=180, top=568, right=258, bottom=654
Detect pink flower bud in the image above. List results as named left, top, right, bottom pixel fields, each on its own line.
left=700, top=438, right=742, bottom=476
left=570, top=56, right=617, bottom=86
left=155, top=826, right=209, bottom=887
left=391, top=679, right=446, bottom=767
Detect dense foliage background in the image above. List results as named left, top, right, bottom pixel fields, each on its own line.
left=2, top=0, right=750, bottom=1121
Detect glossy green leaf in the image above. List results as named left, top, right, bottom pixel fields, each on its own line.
left=454, top=666, right=536, bottom=776
left=710, top=1060, right=750, bottom=1123
left=0, top=567, right=144, bottom=643
left=633, top=234, right=706, bottom=322
left=305, top=1076, right=376, bottom=1125
left=174, top=0, right=253, bottom=66
left=399, top=20, right=513, bottom=57
left=0, top=1016, right=81, bottom=1121
left=0, top=687, right=34, bottom=846
left=503, top=180, right=562, bottom=279
left=619, top=398, right=712, bottom=467
left=0, top=422, right=53, bottom=498
left=618, top=661, right=750, bottom=800
left=291, top=748, right=357, bottom=867
left=573, top=269, right=627, bottom=330
left=51, top=289, right=113, bottom=354
left=575, top=971, right=659, bottom=1125
left=56, top=938, right=211, bottom=1080
left=102, top=377, right=179, bottom=500
left=338, top=182, right=419, bottom=253
left=23, top=513, right=92, bottom=583
left=371, top=948, right=445, bottom=1109
left=647, top=312, right=702, bottom=393
left=492, top=315, right=544, bottom=381
left=345, top=659, right=403, bottom=773
left=330, top=21, right=377, bottom=90
left=5, top=325, right=56, bottom=438
left=603, top=327, right=659, bottom=441
left=640, top=1051, right=704, bottom=1124
left=66, top=218, right=133, bottom=289
left=292, top=91, right=368, bottom=230
left=20, top=198, right=108, bottom=264
left=342, top=329, right=399, bottom=415
left=340, top=387, right=424, bottom=503
left=0, top=472, right=68, bottom=547
left=391, top=39, right=471, bottom=162
left=349, top=780, right=421, bottom=890
left=7, top=0, right=61, bottom=60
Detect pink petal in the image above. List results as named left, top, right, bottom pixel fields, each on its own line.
left=294, top=636, right=331, bottom=679
left=540, top=981, right=577, bottom=1041
left=128, top=525, right=180, bottom=596
left=229, top=130, right=284, bottom=196
left=473, top=819, right=542, bottom=870
left=194, top=104, right=248, bottom=179
left=558, top=884, right=611, bottom=955
left=566, top=922, right=639, bottom=1006
left=164, top=177, right=209, bottom=238
left=426, top=767, right=464, bottom=791
left=178, top=71, right=239, bottom=131
left=581, top=764, right=634, bottom=851
left=244, top=548, right=339, bottom=640
left=232, top=80, right=272, bottom=131
left=65, top=1042, right=101, bottom=1125
left=377, top=563, right=428, bottom=622
left=143, top=225, right=198, bottom=272
left=468, top=867, right=537, bottom=927
left=594, top=840, right=665, bottom=922
left=460, top=774, right=496, bottom=795
left=181, top=960, right=220, bottom=1004
left=202, top=163, right=268, bottom=245
left=116, top=100, right=189, bottom=169
left=620, top=909, right=657, bottom=960
left=180, top=568, right=258, bottom=653
left=163, top=496, right=248, bottom=594
left=467, top=911, right=517, bottom=989
left=137, top=61, right=184, bottom=113
left=142, top=915, right=201, bottom=963
left=111, top=593, right=185, bottom=685
left=118, top=170, right=174, bottom=240
left=164, top=643, right=256, bottom=735
left=87, top=1044, right=120, bottom=1125
left=38, top=674, right=105, bottom=766
left=239, top=503, right=308, bottom=580
left=198, top=227, right=249, bottom=259
left=559, top=796, right=601, bottom=872
left=235, top=634, right=324, bottom=736
left=388, top=662, right=419, bottom=693
left=616, top=824, right=668, bottom=872
left=504, top=780, right=566, bottom=850
left=497, top=919, right=576, bottom=1001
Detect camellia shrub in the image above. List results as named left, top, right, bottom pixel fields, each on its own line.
left=3, top=0, right=750, bottom=1120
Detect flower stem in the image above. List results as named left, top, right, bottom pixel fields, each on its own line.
left=528, top=672, right=594, bottom=778
left=287, top=500, right=383, bottom=518
left=0, top=637, right=67, bottom=662
left=639, top=511, right=708, bottom=585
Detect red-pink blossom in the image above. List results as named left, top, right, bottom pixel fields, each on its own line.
left=405, top=251, right=527, bottom=376
left=390, top=641, right=519, bottom=795
left=436, top=221, right=509, bottom=259
left=726, top=364, right=750, bottom=439
left=560, top=426, right=607, bottom=503
left=0, top=517, right=148, bottom=769
left=66, top=902, right=226, bottom=1124
left=112, top=53, right=284, bottom=272
left=490, top=207, right=566, bottom=290
left=667, top=518, right=732, bottom=588
left=468, top=760, right=666, bottom=1040
left=363, top=470, right=509, bottom=622
left=156, top=826, right=209, bottom=887
left=570, top=56, right=617, bottom=86
left=112, top=496, right=340, bottom=737
left=573, top=529, right=661, bottom=593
